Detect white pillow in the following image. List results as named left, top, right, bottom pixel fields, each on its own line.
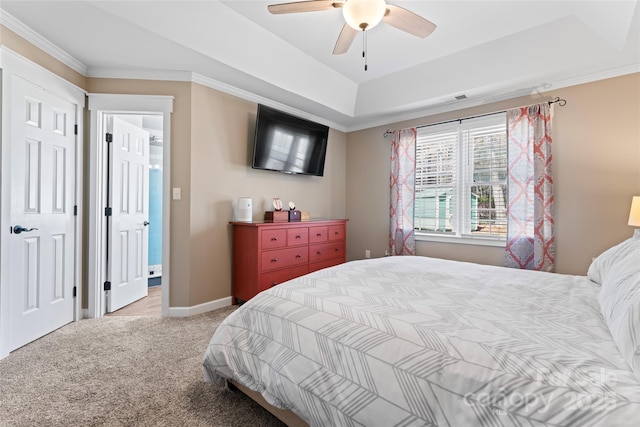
left=594, top=230, right=640, bottom=381
left=588, top=229, right=640, bottom=285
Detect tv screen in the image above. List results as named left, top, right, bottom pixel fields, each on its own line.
left=252, top=104, right=329, bottom=176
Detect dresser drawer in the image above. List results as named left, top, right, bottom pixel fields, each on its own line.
left=309, top=241, right=344, bottom=263
left=261, top=229, right=287, bottom=250
left=287, top=227, right=308, bottom=246
left=309, top=226, right=328, bottom=244
left=328, top=224, right=345, bottom=241
left=261, top=247, right=309, bottom=272
left=260, top=265, right=309, bottom=291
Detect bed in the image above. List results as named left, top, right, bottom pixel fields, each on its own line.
left=203, top=232, right=640, bottom=426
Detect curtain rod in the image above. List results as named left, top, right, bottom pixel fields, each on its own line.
left=382, top=97, right=567, bottom=138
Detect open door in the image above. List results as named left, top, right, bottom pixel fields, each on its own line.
left=106, top=116, right=149, bottom=312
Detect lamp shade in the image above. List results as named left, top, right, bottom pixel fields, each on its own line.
left=343, top=0, right=386, bottom=31
left=629, top=196, right=640, bottom=227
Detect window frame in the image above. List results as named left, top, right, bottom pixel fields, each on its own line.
left=414, top=113, right=507, bottom=247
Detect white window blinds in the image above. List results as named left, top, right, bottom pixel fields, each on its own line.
left=415, top=113, right=507, bottom=240
left=415, top=122, right=458, bottom=233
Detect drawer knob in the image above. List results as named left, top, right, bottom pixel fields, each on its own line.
left=296, top=254, right=301, bottom=259
left=295, top=235, right=302, bottom=239
left=271, top=237, right=278, bottom=241
left=271, top=258, right=278, bottom=263
left=272, top=282, right=278, bottom=287
left=335, top=247, right=340, bottom=251
left=316, top=251, right=322, bottom=255
left=316, top=233, right=322, bottom=237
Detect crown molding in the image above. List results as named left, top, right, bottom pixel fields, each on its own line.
left=0, top=10, right=88, bottom=75
left=191, top=73, right=347, bottom=132
left=345, top=62, right=640, bottom=133
left=84, top=68, right=347, bottom=131
left=542, top=62, right=640, bottom=97
left=86, top=67, right=192, bottom=81
left=85, top=68, right=347, bottom=132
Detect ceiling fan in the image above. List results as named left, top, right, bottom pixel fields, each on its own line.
left=267, top=0, right=437, bottom=62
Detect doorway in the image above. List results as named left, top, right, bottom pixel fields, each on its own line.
left=106, top=113, right=163, bottom=315
left=87, top=94, right=172, bottom=318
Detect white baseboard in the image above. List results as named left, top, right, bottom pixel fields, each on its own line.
left=167, top=296, right=232, bottom=317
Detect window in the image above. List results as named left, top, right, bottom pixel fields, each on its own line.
left=414, top=113, right=507, bottom=243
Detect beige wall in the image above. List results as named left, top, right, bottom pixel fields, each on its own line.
left=188, top=84, right=347, bottom=305
left=346, top=73, right=640, bottom=275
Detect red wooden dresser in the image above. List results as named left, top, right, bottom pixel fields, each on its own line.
left=230, top=219, right=348, bottom=304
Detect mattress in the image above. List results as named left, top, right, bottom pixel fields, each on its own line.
left=203, top=256, right=640, bottom=426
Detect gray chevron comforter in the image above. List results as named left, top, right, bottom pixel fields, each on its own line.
left=203, top=256, right=640, bottom=426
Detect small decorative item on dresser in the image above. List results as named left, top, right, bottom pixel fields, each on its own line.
left=288, top=201, right=301, bottom=222
left=301, top=211, right=310, bottom=221
left=289, top=210, right=301, bottom=222
left=236, top=197, right=252, bottom=222
left=264, top=211, right=289, bottom=222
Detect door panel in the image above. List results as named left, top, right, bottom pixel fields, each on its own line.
left=52, top=234, right=65, bottom=301
left=8, top=77, right=76, bottom=351
left=107, top=116, right=149, bottom=312
left=24, top=237, right=40, bottom=312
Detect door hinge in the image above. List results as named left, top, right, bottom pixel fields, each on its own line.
left=74, top=124, right=78, bottom=135
left=105, top=207, right=112, bottom=217
left=73, top=205, right=78, bottom=216
left=104, top=281, right=111, bottom=291
left=73, top=286, right=77, bottom=298
left=105, top=132, right=113, bottom=143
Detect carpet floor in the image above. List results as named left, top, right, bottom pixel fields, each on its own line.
left=0, top=306, right=285, bottom=426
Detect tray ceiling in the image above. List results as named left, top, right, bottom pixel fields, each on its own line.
left=1, top=1, right=638, bottom=130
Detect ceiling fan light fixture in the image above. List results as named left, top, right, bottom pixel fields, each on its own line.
left=342, top=0, right=387, bottom=31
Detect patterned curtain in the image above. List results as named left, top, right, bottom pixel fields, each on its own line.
left=505, top=103, right=555, bottom=271
left=389, top=128, right=417, bottom=255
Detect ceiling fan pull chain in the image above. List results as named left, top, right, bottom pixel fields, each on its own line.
left=363, top=30, right=368, bottom=71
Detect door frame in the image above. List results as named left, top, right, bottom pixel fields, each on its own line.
left=0, top=47, right=85, bottom=359
left=86, top=94, right=172, bottom=318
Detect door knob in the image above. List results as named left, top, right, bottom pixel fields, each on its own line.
left=143, top=221, right=150, bottom=226
left=13, top=225, right=38, bottom=234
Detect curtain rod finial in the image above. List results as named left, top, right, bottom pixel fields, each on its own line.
left=548, top=97, right=567, bottom=106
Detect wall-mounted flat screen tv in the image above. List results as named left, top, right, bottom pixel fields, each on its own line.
left=252, top=104, right=329, bottom=177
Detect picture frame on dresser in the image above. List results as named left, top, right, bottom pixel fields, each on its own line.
left=229, top=219, right=348, bottom=304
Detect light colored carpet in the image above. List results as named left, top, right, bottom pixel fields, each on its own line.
left=0, top=306, right=285, bottom=426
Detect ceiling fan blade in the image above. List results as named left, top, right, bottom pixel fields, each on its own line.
left=333, top=24, right=358, bottom=55
left=382, top=4, right=437, bottom=38
left=268, top=1, right=344, bottom=15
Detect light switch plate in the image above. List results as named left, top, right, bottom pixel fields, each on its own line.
left=172, top=187, right=181, bottom=200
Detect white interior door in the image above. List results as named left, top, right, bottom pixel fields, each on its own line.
left=107, top=116, right=150, bottom=312
left=8, top=76, right=76, bottom=351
